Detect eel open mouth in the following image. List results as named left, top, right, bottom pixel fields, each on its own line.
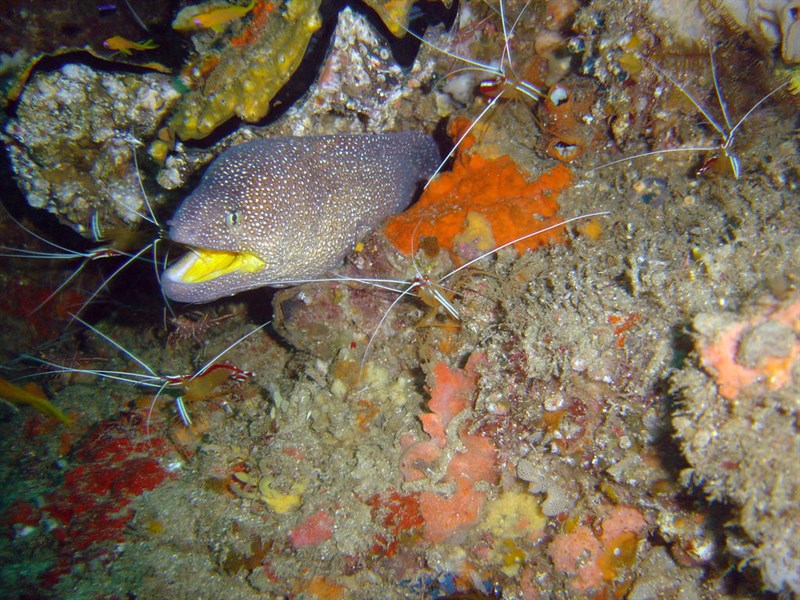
left=164, top=248, right=266, bottom=285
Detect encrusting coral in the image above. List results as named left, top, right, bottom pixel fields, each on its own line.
left=3, top=0, right=800, bottom=596
left=400, top=354, right=499, bottom=543
left=549, top=504, right=648, bottom=591
left=672, top=295, right=800, bottom=594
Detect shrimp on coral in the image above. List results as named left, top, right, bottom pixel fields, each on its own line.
left=26, top=315, right=266, bottom=432
left=392, top=0, right=550, bottom=179
left=589, top=43, right=790, bottom=179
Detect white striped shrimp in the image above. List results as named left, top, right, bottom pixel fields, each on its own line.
left=588, top=43, right=790, bottom=179
left=400, top=0, right=576, bottom=179
left=23, top=315, right=268, bottom=433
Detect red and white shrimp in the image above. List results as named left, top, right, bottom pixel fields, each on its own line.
left=26, top=314, right=266, bottom=432
left=588, top=44, right=790, bottom=179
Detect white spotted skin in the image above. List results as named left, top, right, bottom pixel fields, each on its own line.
left=162, top=132, right=439, bottom=303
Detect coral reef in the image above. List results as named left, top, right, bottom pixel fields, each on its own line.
left=646, top=0, right=800, bottom=64
left=280, top=7, right=440, bottom=135
left=548, top=507, right=650, bottom=593
left=1, top=0, right=800, bottom=598
left=672, top=294, right=800, bottom=594
left=289, top=509, right=335, bottom=548
left=400, top=354, right=499, bottom=543
left=538, top=80, right=602, bottom=163
left=4, top=63, right=179, bottom=234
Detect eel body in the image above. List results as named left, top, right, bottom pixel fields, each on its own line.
left=161, top=131, right=439, bottom=303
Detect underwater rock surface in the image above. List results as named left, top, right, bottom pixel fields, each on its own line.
left=4, top=63, right=180, bottom=234
left=673, top=295, right=800, bottom=593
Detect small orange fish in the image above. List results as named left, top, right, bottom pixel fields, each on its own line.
left=172, top=0, right=257, bottom=33
left=0, top=376, right=72, bottom=425
left=103, top=36, right=159, bottom=56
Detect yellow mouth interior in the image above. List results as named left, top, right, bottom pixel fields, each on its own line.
left=176, top=248, right=266, bottom=284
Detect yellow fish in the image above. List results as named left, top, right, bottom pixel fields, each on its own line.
left=102, top=36, right=159, bottom=56
left=0, top=376, right=72, bottom=425
left=172, top=0, right=257, bottom=33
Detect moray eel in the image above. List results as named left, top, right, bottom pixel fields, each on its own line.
left=161, top=131, right=439, bottom=303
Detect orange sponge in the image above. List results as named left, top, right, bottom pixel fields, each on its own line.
left=383, top=152, right=572, bottom=259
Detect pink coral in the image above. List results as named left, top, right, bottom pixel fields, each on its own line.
left=447, top=432, right=497, bottom=490
left=400, top=353, right=485, bottom=479
left=419, top=432, right=498, bottom=542
left=699, top=320, right=756, bottom=399
left=419, top=485, right=487, bottom=543
left=420, top=359, right=477, bottom=447
left=399, top=353, right=499, bottom=542
left=599, top=505, right=647, bottom=545
left=289, top=510, right=335, bottom=549
left=549, top=505, right=648, bottom=591
left=549, top=526, right=604, bottom=590
left=698, top=299, right=800, bottom=400
left=399, top=435, right=440, bottom=483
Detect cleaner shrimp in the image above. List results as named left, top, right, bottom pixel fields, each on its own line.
left=269, top=211, right=609, bottom=375
left=589, top=43, right=790, bottom=179
left=400, top=0, right=572, bottom=180
left=25, top=315, right=267, bottom=432
left=359, top=211, right=609, bottom=368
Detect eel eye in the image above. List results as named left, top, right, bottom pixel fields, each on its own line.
left=225, top=211, right=239, bottom=228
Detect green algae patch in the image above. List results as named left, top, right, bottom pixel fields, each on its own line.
left=170, top=0, right=322, bottom=140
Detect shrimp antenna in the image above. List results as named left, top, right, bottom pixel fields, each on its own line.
left=68, top=313, right=158, bottom=377
left=192, top=321, right=271, bottom=380
left=589, top=48, right=788, bottom=179
left=123, top=0, right=150, bottom=32
left=442, top=211, right=611, bottom=283
left=426, top=94, right=504, bottom=187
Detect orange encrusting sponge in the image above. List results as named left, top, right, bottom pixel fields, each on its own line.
left=383, top=152, right=573, bottom=258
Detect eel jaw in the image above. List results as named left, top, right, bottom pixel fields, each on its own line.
left=161, top=248, right=266, bottom=303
